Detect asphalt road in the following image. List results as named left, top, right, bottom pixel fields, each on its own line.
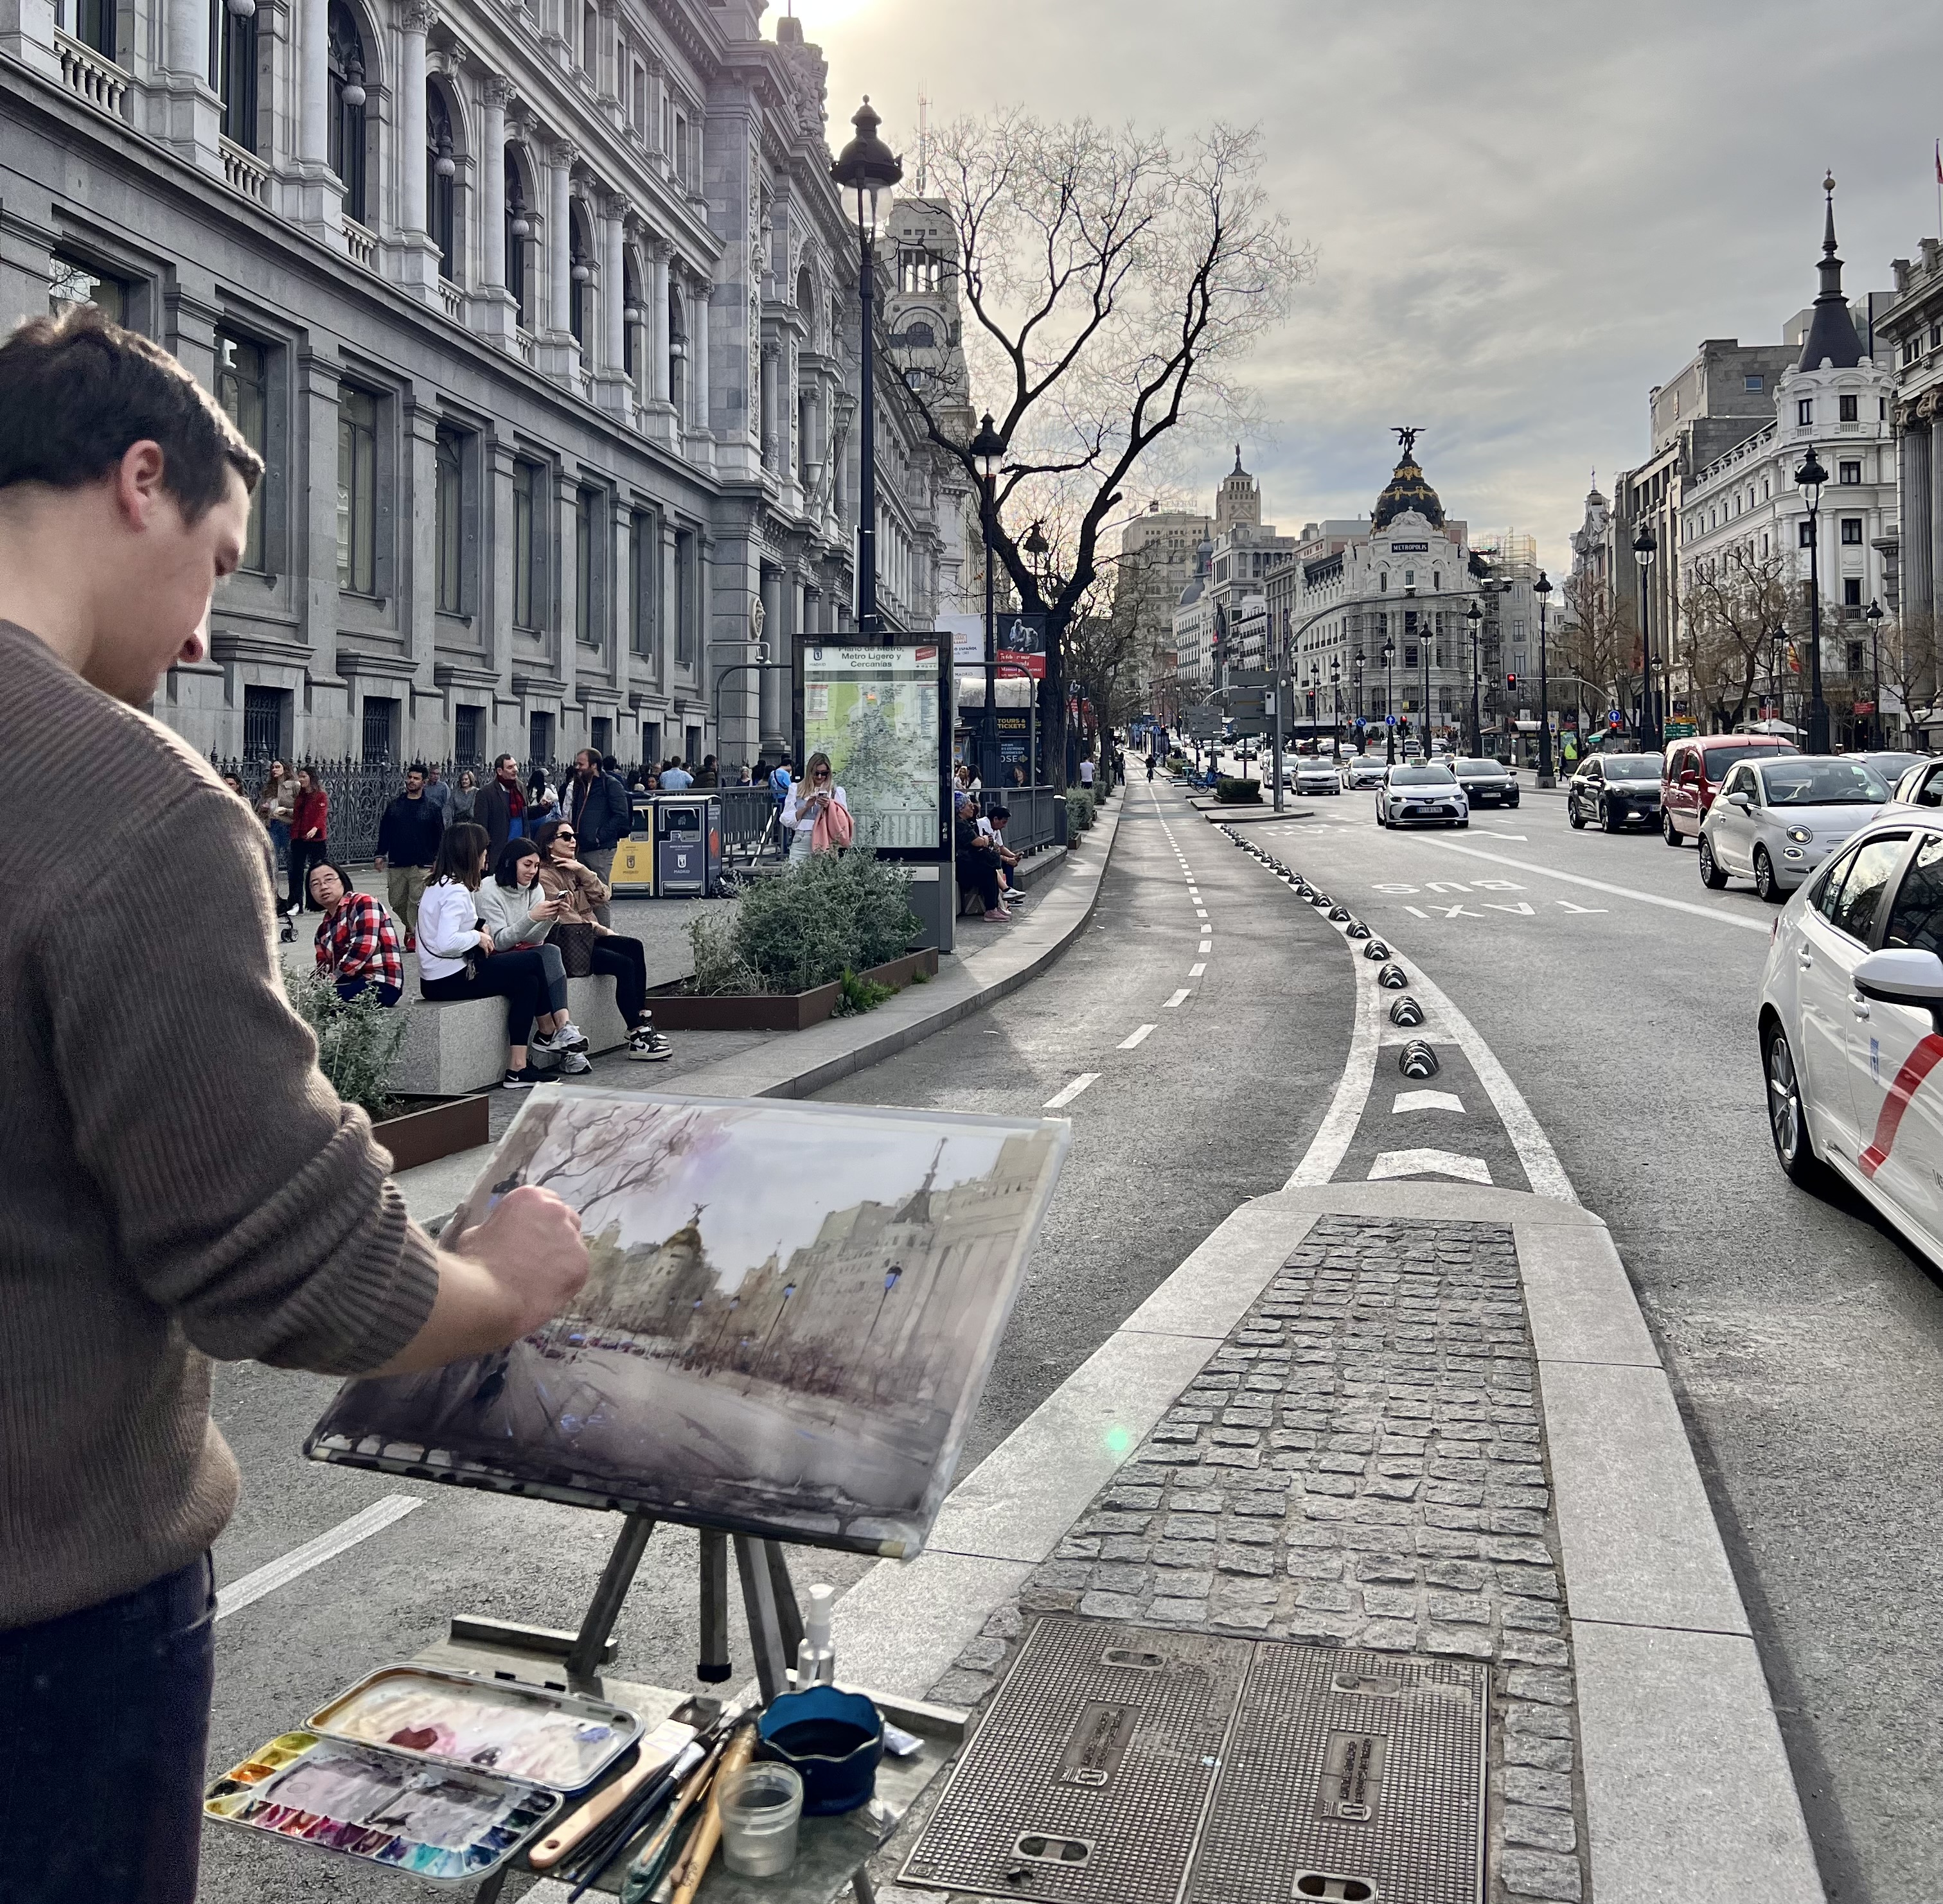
left=1232, top=770, right=1943, bottom=1904
left=195, top=780, right=1360, bottom=1902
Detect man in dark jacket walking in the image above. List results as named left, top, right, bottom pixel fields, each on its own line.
left=373, top=762, right=444, bottom=949
left=565, top=748, right=630, bottom=924
left=477, top=752, right=525, bottom=865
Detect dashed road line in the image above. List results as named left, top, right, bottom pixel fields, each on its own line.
left=1118, top=1023, right=1157, bottom=1050
left=1369, top=1147, right=1493, bottom=1185
left=216, top=1495, right=422, bottom=1622
left=1393, top=1088, right=1466, bottom=1114
left=1043, top=1073, right=1101, bottom=1110
left=1163, top=988, right=1193, bottom=1009
left=1198, top=939, right=1212, bottom=953
left=1189, top=962, right=1207, bottom=977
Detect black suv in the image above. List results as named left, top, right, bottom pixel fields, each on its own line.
left=1453, top=757, right=1519, bottom=808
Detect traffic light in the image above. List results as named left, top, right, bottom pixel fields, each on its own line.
left=1505, top=673, right=1518, bottom=691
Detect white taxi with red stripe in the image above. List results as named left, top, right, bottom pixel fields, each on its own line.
left=1761, top=815, right=1943, bottom=1265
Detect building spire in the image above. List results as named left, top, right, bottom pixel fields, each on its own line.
left=1797, top=171, right=1863, bottom=372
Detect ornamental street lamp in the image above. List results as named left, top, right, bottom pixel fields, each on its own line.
left=1534, top=569, right=1555, bottom=786
left=1381, top=638, right=1397, bottom=763
left=1795, top=444, right=1830, bottom=753
left=1466, top=599, right=1484, bottom=755
left=830, top=98, right=903, bottom=642
left=1770, top=621, right=1789, bottom=733
left=1329, top=657, right=1342, bottom=744
left=1867, top=597, right=1885, bottom=748
left=1024, top=518, right=1049, bottom=780
left=1353, top=652, right=1366, bottom=727
left=969, top=410, right=1006, bottom=788
left=1633, top=522, right=1658, bottom=752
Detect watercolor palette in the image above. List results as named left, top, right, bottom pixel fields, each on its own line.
left=204, top=1731, right=559, bottom=1884
left=309, top=1665, right=642, bottom=1790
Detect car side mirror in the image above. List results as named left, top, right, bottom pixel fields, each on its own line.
left=1726, top=792, right=1751, bottom=808
left=1854, top=948, right=1943, bottom=1008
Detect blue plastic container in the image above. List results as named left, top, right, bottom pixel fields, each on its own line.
left=756, top=1688, right=883, bottom=1816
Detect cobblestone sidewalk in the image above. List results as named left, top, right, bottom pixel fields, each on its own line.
left=903, top=1216, right=1590, bottom=1903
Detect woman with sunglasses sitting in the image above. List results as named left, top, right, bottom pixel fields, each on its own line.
left=531, top=821, right=671, bottom=1061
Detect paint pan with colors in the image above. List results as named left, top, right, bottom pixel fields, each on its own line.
left=204, top=1732, right=559, bottom=1883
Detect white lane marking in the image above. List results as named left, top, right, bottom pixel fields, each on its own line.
left=215, top=1495, right=422, bottom=1621
left=1043, top=1072, right=1101, bottom=1110
left=1288, top=927, right=1384, bottom=1189
left=1198, top=939, right=1212, bottom=953
left=1118, top=1023, right=1157, bottom=1049
left=1421, top=840, right=1770, bottom=935
left=1393, top=1088, right=1466, bottom=1114
left=1163, top=988, right=1193, bottom=1009
left=1189, top=962, right=1207, bottom=977
left=1369, top=1148, right=1493, bottom=1185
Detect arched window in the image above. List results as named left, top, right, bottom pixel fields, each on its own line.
left=622, top=254, right=641, bottom=381
left=504, top=150, right=531, bottom=328
left=426, top=82, right=457, bottom=281
left=668, top=280, right=686, bottom=410
left=328, top=3, right=369, bottom=224
left=795, top=264, right=813, bottom=344
left=568, top=204, right=592, bottom=349
left=212, top=0, right=258, bottom=150
left=903, top=319, right=935, bottom=349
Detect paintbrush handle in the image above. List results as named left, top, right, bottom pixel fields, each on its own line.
left=670, top=1726, right=757, bottom=1904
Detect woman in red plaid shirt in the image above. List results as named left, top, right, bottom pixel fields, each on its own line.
left=308, top=862, right=404, bottom=1006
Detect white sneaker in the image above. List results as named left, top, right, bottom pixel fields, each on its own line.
left=562, top=1050, right=593, bottom=1075
left=529, top=1028, right=569, bottom=1054
left=557, top=1021, right=590, bottom=1052
left=628, top=1027, right=672, bottom=1062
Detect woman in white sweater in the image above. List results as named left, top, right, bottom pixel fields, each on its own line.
left=416, top=823, right=567, bottom=1089
left=477, top=839, right=591, bottom=1073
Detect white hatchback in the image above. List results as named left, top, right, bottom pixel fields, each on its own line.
left=1761, top=817, right=1943, bottom=1267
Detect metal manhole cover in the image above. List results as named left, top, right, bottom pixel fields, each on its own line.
left=901, top=1618, right=1485, bottom=1904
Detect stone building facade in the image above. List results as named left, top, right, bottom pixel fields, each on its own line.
left=1883, top=236, right=1943, bottom=714
left=1, top=0, right=957, bottom=768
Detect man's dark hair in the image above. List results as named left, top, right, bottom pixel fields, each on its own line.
left=406, top=761, right=429, bottom=778
left=601, top=754, right=619, bottom=773
left=0, top=305, right=262, bottom=518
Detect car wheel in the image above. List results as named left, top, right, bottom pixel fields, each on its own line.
left=1754, top=846, right=1782, bottom=903
left=1662, top=811, right=1682, bottom=847
left=1601, top=797, right=1622, bottom=833
left=1568, top=795, right=1585, bottom=829
left=1698, top=834, right=1728, bottom=889
left=1764, top=1020, right=1827, bottom=1190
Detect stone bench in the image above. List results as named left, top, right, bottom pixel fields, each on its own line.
left=389, top=974, right=632, bottom=1097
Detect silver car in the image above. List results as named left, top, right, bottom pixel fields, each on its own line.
left=1292, top=755, right=1340, bottom=797
left=1340, top=752, right=1388, bottom=790
left=1699, top=755, right=1890, bottom=901
left=1376, top=762, right=1469, bottom=829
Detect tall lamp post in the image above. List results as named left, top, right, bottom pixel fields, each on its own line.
left=1795, top=445, right=1830, bottom=754
left=1353, top=653, right=1366, bottom=734
left=1382, top=639, right=1397, bottom=762
left=1024, top=519, right=1049, bottom=780
left=1329, top=657, right=1341, bottom=747
left=968, top=410, right=1006, bottom=788
left=1534, top=570, right=1555, bottom=786
left=1466, top=599, right=1484, bottom=754
left=1633, top=522, right=1658, bottom=752
left=1770, top=621, right=1788, bottom=734
left=830, top=98, right=903, bottom=642
left=1867, top=597, right=1885, bottom=748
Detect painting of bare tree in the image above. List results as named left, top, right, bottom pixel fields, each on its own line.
left=307, top=1090, right=1069, bottom=1557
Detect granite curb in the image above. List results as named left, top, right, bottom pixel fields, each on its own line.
left=391, top=794, right=1124, bottom=1224
left=832, top=1179, right=1822, bottom=1904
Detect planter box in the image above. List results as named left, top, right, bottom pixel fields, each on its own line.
left=371, top=1093, right=490, bottom=1172
left=650, top=948, right=940, bottom=1032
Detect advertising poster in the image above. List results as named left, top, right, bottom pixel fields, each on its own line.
left=795, top=640, right=952, bottom=859
left=308, top=1092, right=1071, bottom=1558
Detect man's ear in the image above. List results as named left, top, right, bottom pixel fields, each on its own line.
left=114, top=440, right=170, bottom=529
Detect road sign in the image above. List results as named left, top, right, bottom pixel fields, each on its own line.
left=1183, top=705, right=1223, bottom=740
left=1225, top=674, right=1272, bottom=737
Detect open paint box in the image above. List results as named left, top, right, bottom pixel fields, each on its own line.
left=205, top=1665, right=669, bottom=1885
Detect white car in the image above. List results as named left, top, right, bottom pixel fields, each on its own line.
left=1761, top=817, right=1943, bottom=1267
left=1376, top=762, right=1469, bottom=829
left=1291, top=755, right=1340, bottom=797
left=1699, top=755, right=1890, bottom=902
left=1340, top=753, right=1388, bottom=791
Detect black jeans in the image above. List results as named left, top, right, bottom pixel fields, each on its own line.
left=0, top=1555, right=215, bottom=1903
left=337, top=976, right=403, bottom=1007
left=288, top=837, right=326, bottom=911
left=420, top=948, right=551, bottom=1047
left=957, top=854, right=1002, bottom=912
left=590, top=934, right=648, bottom=1023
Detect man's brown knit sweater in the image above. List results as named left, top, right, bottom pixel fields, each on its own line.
left=0, top=621, right=439, bottom=1630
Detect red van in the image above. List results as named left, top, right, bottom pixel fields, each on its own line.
left=1660, top=734, right=1798, bottom=846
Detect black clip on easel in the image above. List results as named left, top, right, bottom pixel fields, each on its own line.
left=453, top=1512, right=805, bottom=1705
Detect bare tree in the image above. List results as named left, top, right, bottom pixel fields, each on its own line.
left=1880, top=610, right=1943, bottom=739
left=1681, top=545, right=1794, bottom=730
left=884, top=111, right=1305, bottom=785
left=1556, top=567, right=1634, bottom=721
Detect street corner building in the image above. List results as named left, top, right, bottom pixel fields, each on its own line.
left=0, top=0, right=982, bottom=769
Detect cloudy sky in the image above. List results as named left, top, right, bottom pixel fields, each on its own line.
left=790, top=0, right=1941, bottom=571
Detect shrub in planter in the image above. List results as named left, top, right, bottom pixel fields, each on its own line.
left=687, top=849, right=922, bottom=996
left=1067, top=789, right=1096, bottom=832
left=285, top=970, right=408, bottom=1120
left=1216, top=776, right=1263, bottom=804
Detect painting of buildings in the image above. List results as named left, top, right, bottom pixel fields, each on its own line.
left=307, top=1091, right=1069, bottom=1556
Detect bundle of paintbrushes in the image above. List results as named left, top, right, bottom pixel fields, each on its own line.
left=549, top=1709, right=747, bottom=1902
left=619, top=1720, right=757, bottom=1904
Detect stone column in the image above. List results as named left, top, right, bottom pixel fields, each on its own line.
left=476, top=78, right=519, bottom=346
left=1901, top=419, right=1933, bottom=633
left=1930, top=416, right=1943, bottom=652
left=290, top=0, right=337, bottom=227
left=404, top=389, right=440, bottom=674
left=538, top=141, right=580, bottom=380
left=157, top=0, right=220, bottom=170
left=400, top=3, right=431, bottom=234
left=0, top=0, right=58, bottom=81
left=651, top=242, right=671, bottom=402
left=688, top=270, right=711, bottom=453
left=758, top=565, right=786, bottom=754
left=596, top=193, right=629, bottom=416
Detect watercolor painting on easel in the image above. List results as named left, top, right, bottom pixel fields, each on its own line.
left=308, top=1090, right=1069, bottom=1556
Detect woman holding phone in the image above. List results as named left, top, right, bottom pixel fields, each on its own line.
left=531, top=821, right=670, bottom=1061
left=779, top=752, right=849, bottom=861
left=477, top=840, right=592, bottom=1072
